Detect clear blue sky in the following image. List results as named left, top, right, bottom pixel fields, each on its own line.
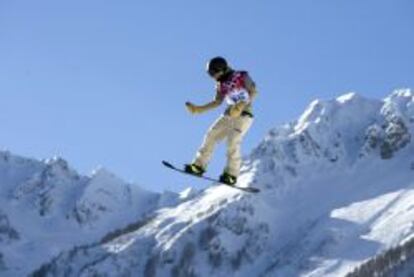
left=1, top=1, right=413, bottom=192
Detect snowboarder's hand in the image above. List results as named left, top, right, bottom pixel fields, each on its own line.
left=228, top=102, right=245, bottom=118
left=185, top=102, right=202, bottom=114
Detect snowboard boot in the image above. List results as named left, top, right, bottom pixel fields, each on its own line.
left=184, top=163, right=205, bottom=177
left=219, top=172, right=237, bottom=186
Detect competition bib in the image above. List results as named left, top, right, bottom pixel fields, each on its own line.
left=225, top=89, right=250, bottom=105
left=219, top=71, right=251, bottom=106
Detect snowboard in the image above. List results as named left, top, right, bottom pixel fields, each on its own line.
left=162, top=161, right=260, bottom=193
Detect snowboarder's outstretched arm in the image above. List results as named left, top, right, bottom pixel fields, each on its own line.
left=185, top=94, right=224, bottom=115
left=185, top=71, right=257, bottom=116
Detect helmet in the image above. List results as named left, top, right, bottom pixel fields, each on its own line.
left=206, top=56, right=228, bottom=77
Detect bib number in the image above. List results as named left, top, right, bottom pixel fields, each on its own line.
left=226, top=89, right=250, bottom=105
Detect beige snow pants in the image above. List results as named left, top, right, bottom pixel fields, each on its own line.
left=193, top=114, right=253, bottom=177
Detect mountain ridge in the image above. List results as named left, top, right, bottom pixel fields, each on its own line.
left=0, top=151, right=195, bottom=276
left=2, top=89, right=414, bottom=276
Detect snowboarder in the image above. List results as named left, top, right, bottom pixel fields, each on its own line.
left=184, top=57, right=257, bottom=185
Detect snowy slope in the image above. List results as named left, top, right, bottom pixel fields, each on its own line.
left=0, top=153, right=196, bottom=277
left=8, top=89, right=414, bottom=277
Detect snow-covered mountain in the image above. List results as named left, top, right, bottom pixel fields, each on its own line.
left=0, top=153, right=198, bottom=276
left=3, top=89, right=414, bottom=277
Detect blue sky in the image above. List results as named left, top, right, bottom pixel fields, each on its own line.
left=1, top=1, right=413, bottom=192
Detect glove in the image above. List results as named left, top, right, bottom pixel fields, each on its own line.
left=228, top=102, right=245, bottom=118
left=185, top=102, right=203, bottom=114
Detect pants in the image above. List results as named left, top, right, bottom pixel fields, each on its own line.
left=193, top=114, right=253, bottom=177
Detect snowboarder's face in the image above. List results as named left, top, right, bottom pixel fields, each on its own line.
left=210, top=70, right=224, bottom=81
